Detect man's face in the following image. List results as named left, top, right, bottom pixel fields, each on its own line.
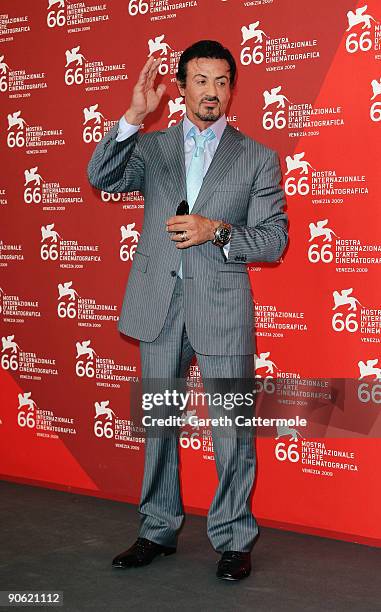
left=177, top=57, right=232, bottom=124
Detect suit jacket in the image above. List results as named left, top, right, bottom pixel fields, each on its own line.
left=87, top=119, right=288, bottom=355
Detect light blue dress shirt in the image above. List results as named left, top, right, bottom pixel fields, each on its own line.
left=116, top=113, right=231, bottom=257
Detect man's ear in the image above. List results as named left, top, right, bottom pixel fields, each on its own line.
left=176, top=80, right=185, bottom=97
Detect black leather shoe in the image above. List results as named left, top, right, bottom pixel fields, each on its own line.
left=112, top=537, right=176, bottom=568
left=216, top=551, right=251, bottom=581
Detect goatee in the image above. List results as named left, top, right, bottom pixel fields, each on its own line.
left=195, top=110, right=220, bottom=122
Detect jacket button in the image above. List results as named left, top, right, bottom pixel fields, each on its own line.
left=171, top=270, right=177, bottom=276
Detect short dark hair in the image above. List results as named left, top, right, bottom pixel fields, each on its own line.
left=176, top=40, right=237, bottom=89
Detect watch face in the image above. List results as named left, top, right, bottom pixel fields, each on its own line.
left=218, top=227, right=231, bottom=244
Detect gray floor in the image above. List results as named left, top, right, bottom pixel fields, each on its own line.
left=1, top=480, right=380, bottom=612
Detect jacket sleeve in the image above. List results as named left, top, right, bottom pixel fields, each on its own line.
left=225, top=149, right=288, bottom=264
left=87, top=122, right=145, bottom=194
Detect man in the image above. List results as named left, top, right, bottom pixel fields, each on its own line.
left=88, top=40, right=288, bottom=581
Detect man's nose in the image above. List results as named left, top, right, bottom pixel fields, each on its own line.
left=206, top=83, right=218, bottom=98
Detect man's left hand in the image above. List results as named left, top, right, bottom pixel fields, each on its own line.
left=166, top=214, right=220, bottom=249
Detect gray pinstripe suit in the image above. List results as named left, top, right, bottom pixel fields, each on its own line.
left=87, top=118, right=288, bottom=552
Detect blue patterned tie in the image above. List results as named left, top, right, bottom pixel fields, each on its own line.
left=178, top=126, right=216, bottom=278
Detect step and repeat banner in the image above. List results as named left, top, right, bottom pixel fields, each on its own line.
left=1, top=1, right=380, bottom=545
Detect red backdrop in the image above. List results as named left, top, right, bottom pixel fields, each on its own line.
left=1, top=0, right=380, bottom=546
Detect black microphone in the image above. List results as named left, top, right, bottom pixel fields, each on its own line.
left=175, top=200, right=189, bottom=234
left=176, top=200, right=189, bottom=216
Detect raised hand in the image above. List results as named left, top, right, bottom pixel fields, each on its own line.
left=124, top=57, right=167, bottom=125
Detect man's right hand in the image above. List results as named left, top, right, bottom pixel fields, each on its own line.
left=124, top=57, right=167, bottom=126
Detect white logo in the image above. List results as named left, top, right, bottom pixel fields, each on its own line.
left=47, top=0, right=66, bottom=28
left=83, top=104, right=105, bottom=125
left=48, top=0, right=65, bottom=9
left=168, top=97, right=186, bottom=118
left=24, top=167, right=43, bottom=201
left=240, top=18, right=321, bottom=67
left=23, top=166, right=82, bottom=206
left=2, top=334, right=21, bottom=354
left=76, top=341, right=97, bottom=378
left=284, top=153, right=313, bottom=196
left=308, top=219, right=338, bottom=263
left=370, top=78, right=381, bottom=122
left=7, top=111, right=27, bottom=130
left=65, top=45, right=86, bottom=67
left=1, top=332, right=58, bottom=376
left=345, top=5, right=377, bottom=54
left=94, top=400, right=116, bottom=420
left=308, top=219, right=338, bottom=264
left=120, top=223, right=139, bottom=244
left=262, top=86, right=290, bottom=131
left=1, top=334, right=21, bottom=371
left=346, top=5, right=376, bottom=31
left=94, top=400, right=117, bottom=438
left=58, top=282, right=80, bottom=318
left=40, top=223, right=100, bottom=263
left=241, top=21, right=268, bottom=45
left=168, top=97, right=186, bottom=127
left=58, top=281, right=80, bottom=301
left=18, top=391, right=37, bottom=412
left=64, top=46, right=86, bottom=86
left=41, top=223, right=61, bottom=243
left=41, top=224, right=61, bottom=261
left=358, top=358, right=381, bottom=380
left=0, top=56, right=10, bottom=93
left=7, top=115, right=64, bottom=150
left=263, top=86, right=290, bottom=109
left=25, top=167, right=43, bottom=187
left=254, top=351, right=278, bottom=375
left=0, top=54, right=10, bottom=75
left=331, top=289, right=363, bottom=334
left=120, top=223, right=139, bottom=261
left=76, top=340, right=97, bottom=361
left=240, top=21, right=268, bottom=66
left=147, top=34, right=172, bottom=57
left=82, top=104, right=108, bottom=143
left=371, top=77, right=381, bottom=99
left=332, top=288, right=362, bottom=312
left=17, top=392, right=38, bottom=429
left=146, top=35, right=175, bottom=76
left=275, top=426, right=304, bottom=442
left=309, top=219, right=338, bottom=243
left=285, top=152, right=314, bottom=175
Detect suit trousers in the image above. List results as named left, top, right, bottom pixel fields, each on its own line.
left=137, top=275, right=258, bottom=553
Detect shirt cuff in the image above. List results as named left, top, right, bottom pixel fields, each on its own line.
left=223, top=241, right=231, bottom=259
left=115, top=115, right=140, bottom=142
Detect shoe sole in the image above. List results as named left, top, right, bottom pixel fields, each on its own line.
left=217, top=571, right=250, bottom=581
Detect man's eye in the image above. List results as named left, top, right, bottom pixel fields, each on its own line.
left=217, top=81, right=226, bottom=87
left=197, top=80, right=206, bottom=85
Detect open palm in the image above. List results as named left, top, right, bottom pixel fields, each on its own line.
left=128, top=57, right=166, bottom=122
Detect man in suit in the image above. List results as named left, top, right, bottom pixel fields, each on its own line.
left=88, top=40, right=288, bottom=581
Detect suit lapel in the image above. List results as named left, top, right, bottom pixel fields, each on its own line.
left=191, top=125, right=245, bottom=215
left=156, top=120, right=187, bottom=202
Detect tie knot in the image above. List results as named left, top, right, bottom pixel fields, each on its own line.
left=190, top=127, right=215, bottom=157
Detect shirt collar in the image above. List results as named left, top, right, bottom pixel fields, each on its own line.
left=183, top=113, right=227, bottom=143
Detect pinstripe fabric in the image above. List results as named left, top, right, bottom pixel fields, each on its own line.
left=138, top=276, right=258, bottom=553
left=87, top=119, right=288, bottom=356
